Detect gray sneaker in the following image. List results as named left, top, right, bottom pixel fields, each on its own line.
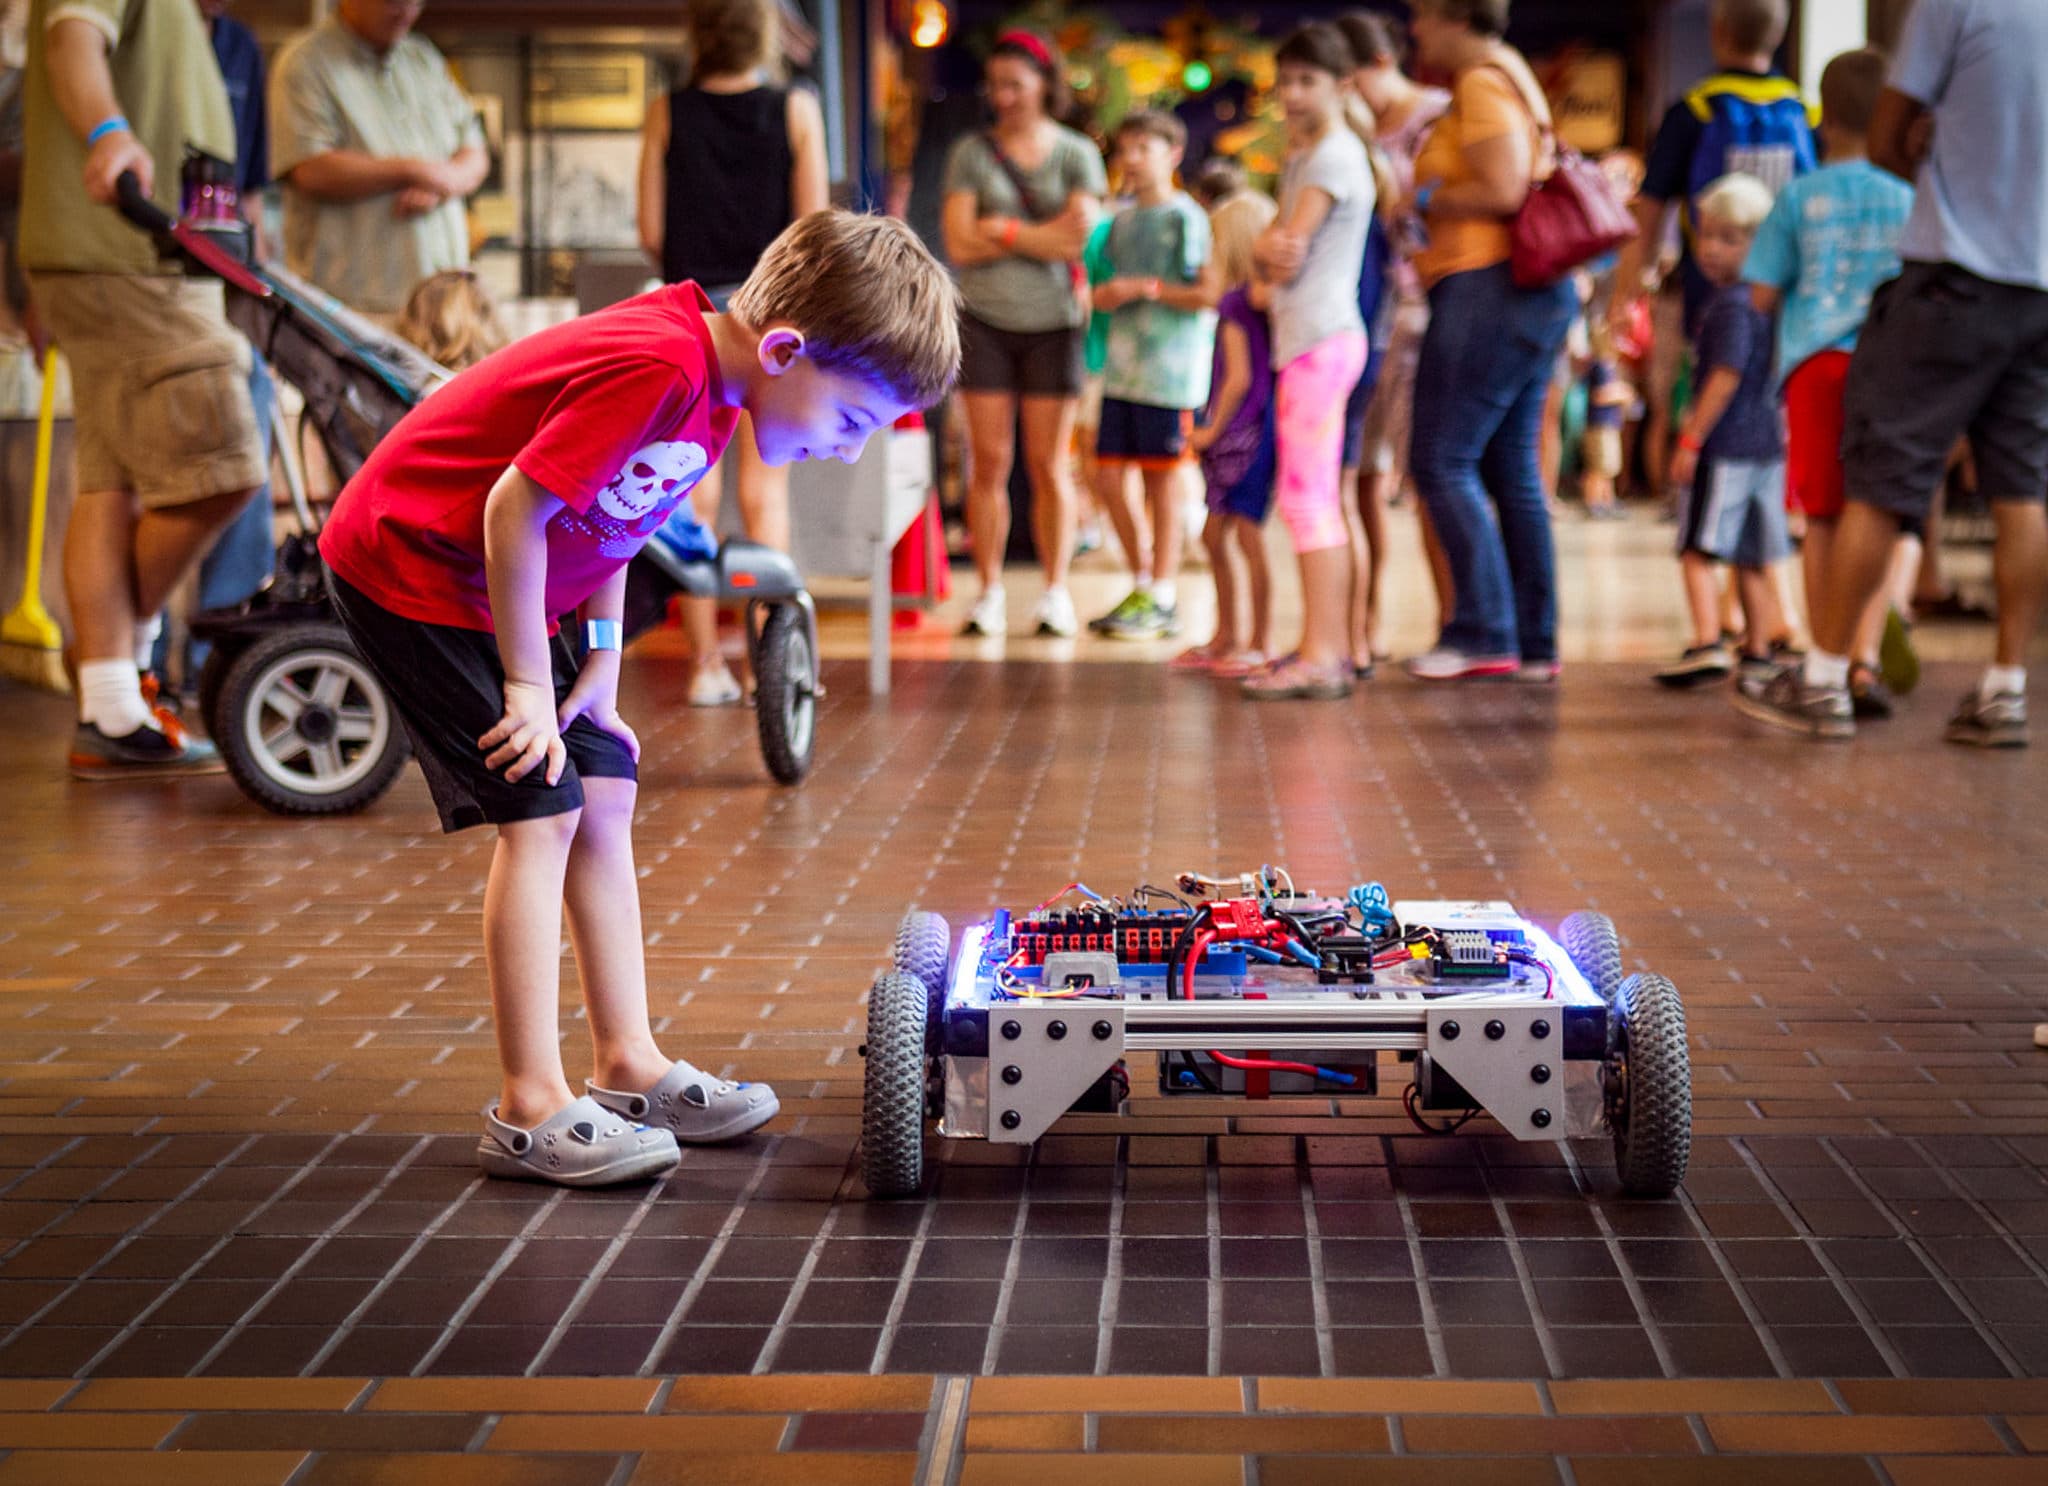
left=1089, top=589, right=1151, bottom=635
left=1100, top=591, right=1171, bottom=641
left=1732, top=665, right=1854, bottom=739
left=1946, top=690, right=2027, bottom=748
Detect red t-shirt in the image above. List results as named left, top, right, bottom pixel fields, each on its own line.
left=320, top=282, right=739, bottom=633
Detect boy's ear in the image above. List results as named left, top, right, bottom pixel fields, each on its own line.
left=758, top=326, right=807, bottom=378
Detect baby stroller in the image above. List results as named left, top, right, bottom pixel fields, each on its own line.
left=115, top=176, right=819, bottom=816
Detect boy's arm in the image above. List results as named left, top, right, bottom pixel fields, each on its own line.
left=480, top=465, right=567, bottom=785
left=1156, top=251, right=1222, bottom=312
left=1670, top=365, right=1743, bottom=487
left=559, top=563, right=640, bottom=762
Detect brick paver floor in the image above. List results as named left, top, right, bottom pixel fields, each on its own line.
left=4, top=626, right=2047, bottom=1482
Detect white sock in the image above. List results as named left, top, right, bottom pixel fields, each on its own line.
left=1043, top=583, right=1068, bottom=601
left=1152, top=580, right=1178, bottom=611
left=1983, top=665, right=2027, bottom=700
left=78, top=659, right=153, bottom=736
left=1802, top=649, right=1850, bottom=692
left=1134, top=576, right=1155, bottom=598
left=132, top=615, right=162, bottom=671
left=981, top=583, right=1005, bottom=603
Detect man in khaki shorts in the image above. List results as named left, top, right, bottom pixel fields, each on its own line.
left=22, top=0, right=266, bottom=776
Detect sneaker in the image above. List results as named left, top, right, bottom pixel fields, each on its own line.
left=1946, top=689, right=2028, bottom=748
left=1033, top=588, right=1078, bottom=638
left=68, top=717, right=223, bottom=779
left=1241, top=655, right=1354, bottom=700
left=1089, top=589, right=1149, bottom=634
left=688, top=664, right=743, bottom=707
left=1654, top=642, right=1735, bottom=689
left=1100, top=591, right=1171, bottom=641
left=1735, top=652, right=1779, bottom=702
left=1514, top=659, right=1561, bottom=685
left=1849, top=663, right=1895, bottom=720
left=1406, top=647, right=1519, bottom=682
left=962, top=587, right=1007, bottom=637
left=1731, top=665, right=1854, bottom=739
left=1879, top=607, right=1920, bottom=696
left=1074, top=521, right=1105, bottom=557
left=1158, top=602, right=1183, bottom=638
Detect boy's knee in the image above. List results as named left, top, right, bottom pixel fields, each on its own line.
left=500, top=806, right=583, bottom=852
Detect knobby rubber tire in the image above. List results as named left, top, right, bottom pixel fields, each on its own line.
left=893, top=910, right=951, bottom=1052
left=1612, top=972, right=1692, bottom=1198
left=1559, top=909, right=1624, bottom=1002
left=861, top=971, right=930, bottom=1198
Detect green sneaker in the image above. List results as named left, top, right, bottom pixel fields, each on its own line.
left=1088, top=589, right=1151, bottom=634
left=1100, top=591, right=1171, bottom=641
left=1878, top=607, right=1920, bottom=696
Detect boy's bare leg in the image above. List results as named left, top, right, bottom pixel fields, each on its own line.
left=485, top=808, right=582, bottom=1129
left=1233, top=515, right=1273, bottom=657
left=1802, top=518, right=1836, bottom=651
left=563, top=777, right=669, bottom=1092
left=1991, top=502, right=2048, bottom=669
left=1680, top=551, right=1722, bottom=648
left=1735, top=564, right=1786, bottom=658
left=1355, top=466, right=1389, bottom=658
left=961, top=391, right=1017, bottom=594
left=1143, top=466, right=1182, bottom=590
left=1811, top=502, right=1904, bottom=658
left=1021, top=394, right=1079, bottom=590
left=1096, top=462, right=1147, bottom=581
left=1340, top=466, right=1370, bottom=667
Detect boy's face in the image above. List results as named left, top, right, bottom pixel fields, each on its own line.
left=1116, top=131, right=1177, bottom=193
left=1694, top=216, right=1754, bottom=286
left=1275, top=62, right=1339, bottom=130
left=747, top=330, right=914, bottom=468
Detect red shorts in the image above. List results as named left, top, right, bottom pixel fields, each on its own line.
left=1785, top=349, right=1852, bottom=520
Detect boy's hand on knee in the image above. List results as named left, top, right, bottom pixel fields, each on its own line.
left=481, top=679, right=566, bottom=785
left=557, top=668, right=640, bottom=764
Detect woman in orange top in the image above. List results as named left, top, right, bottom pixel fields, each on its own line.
left=1402, top=0, right=1578, bottom=684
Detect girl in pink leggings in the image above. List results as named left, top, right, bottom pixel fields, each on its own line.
left=1244, top=23, right=1377, bottom=701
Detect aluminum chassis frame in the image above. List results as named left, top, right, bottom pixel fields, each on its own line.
left=938, top=901, right=1612, bottom=1146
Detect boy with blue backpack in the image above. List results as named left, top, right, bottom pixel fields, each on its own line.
left=1610, top=0, right=1816, bottom=485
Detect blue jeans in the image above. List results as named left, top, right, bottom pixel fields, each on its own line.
left=154, top=352, right=277, bottom=678
left=1410, top=262, right=1576, bottom=662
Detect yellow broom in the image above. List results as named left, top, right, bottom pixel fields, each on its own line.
left=0, top=346, right=69, bottom=691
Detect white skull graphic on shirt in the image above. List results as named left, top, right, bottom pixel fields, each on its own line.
left=563, top=439, right=711, bottom=558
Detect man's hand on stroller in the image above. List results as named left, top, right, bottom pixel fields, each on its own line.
left=85, top=130, right=152, bottom=207
left=482, top=679, right=566, bottom=785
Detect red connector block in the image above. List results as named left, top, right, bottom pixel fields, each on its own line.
left=1205, top=898, right=1269, bottom=942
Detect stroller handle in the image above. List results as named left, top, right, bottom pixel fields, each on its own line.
left=114, top=171, right=177, bottom=234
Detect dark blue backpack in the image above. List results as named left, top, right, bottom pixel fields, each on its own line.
left=1683, top=73, right=1818, bottom=213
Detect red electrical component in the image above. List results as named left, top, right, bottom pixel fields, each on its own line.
left=1205, top=898, right=1268, bottom=942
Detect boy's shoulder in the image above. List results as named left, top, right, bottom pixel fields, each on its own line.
left=1682, top=69, right=1809, bottom=121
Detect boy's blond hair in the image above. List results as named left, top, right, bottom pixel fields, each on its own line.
left=395, top=268, right=507, bottom=372
left=688, top=0, right=776, bottom=81
left=1710, top=0, right=1788, bottom=57
left=1208, top=191, right=1277, bottom=292
left=730, top=209, right=962, bottom=408
left=1695, top=172, right=1775, bottom=232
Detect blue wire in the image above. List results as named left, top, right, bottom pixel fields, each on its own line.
left=1314, top=1067, right=1358, bottom=1085
left=1282, top=939, right=1321, bottom=969
left=1240, top=944, right=1287, bottom=964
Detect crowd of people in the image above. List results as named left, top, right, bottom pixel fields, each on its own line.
left=5, top=0, right=2046, bottom=782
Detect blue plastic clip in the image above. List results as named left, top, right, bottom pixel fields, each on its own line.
left=1349, top=882, right=1395, bottom=933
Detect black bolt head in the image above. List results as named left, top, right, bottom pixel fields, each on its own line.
left=1001, top=1020, right=1022, bottom=1040
left=1001, top=1065, right=1022, bottom=1085
left=1000, top=1109, right=1022, bottom=1130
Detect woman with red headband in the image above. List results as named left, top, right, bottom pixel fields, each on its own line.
left=942, top=30, right=1107, bottom=639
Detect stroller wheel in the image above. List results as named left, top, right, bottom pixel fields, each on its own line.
left=215, top=622, right=410, bottom=816
left=752, top=602, right=816, bottom=785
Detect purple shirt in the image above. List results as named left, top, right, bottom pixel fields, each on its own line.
left=1201, top=287, right=1275, bottom=489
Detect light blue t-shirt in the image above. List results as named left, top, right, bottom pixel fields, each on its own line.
left=1891, top=0, right=2048, bottom=291
left=1100, top=192, right=1215, bottom=410
left=1742, top=159, right=1914, bottom=384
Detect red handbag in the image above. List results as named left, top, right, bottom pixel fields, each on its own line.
left=1485, top=63, right=1638, bottom=289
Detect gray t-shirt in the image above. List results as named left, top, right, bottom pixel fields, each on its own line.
left=943, top=126, right=1107, bottom=334
left=1891, top=0, right=2048, bottom=291
left=1271, top=125, right=1375, bottom=369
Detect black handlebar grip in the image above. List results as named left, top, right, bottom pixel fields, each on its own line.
left=114, top=171, right=176, bottom=233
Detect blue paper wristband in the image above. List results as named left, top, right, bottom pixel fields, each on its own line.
left=583, top=619, right=622, bottom=653
left=85, top=116, right=129, bottom=146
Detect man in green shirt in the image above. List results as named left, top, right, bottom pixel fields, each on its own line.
left=270, top=0, right=486, bottom=317
left=22, top=0, right=266, bottom=777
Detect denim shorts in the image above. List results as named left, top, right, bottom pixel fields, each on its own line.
left=1679, top=456, right=1792, bottom=569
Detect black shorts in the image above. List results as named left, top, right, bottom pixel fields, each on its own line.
left=1843, top=261, right=2048, bottom=522
left=329, top=573, right=636, bottom=834
left=957, top=310, right=1084, bottom=397
left=1095, top=396, right=1193, bottom=467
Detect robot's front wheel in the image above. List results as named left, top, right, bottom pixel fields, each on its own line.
left=860, top=971, right=931, bottom=1198
left=892, top=910, right=951, bottom=1053
left=1608, top=972, right=1692, bottom=1197
left=1559, top=909, right=1624, bottom=1003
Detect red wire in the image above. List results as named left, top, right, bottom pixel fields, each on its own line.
left=1182, top=926, right=1330, bottom=1082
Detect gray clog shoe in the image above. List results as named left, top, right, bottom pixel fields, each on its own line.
left=587, top=1061, right=779, bottom=1145
left=477, top=1095, right=681, bottom=1187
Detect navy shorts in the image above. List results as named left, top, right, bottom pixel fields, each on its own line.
left=329, top=573, right=637, bottom=834
left=1205, top=438, right=1276, bottom=524
left=1095, top=396, right=1193, bottom=467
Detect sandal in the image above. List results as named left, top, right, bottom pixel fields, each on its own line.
left=477, top=1096, right=680, bottom=1187
left=1240, top=656, right=1354, bottom=701
left=1208, top=649, right=1267, bottom=679
left=1168, top=646, right=1224, bottom=673
left=588, top=1060, right=780, bottom=1145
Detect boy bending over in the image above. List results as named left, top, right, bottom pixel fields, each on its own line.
left=319, top=212, right=960, bottom=1184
